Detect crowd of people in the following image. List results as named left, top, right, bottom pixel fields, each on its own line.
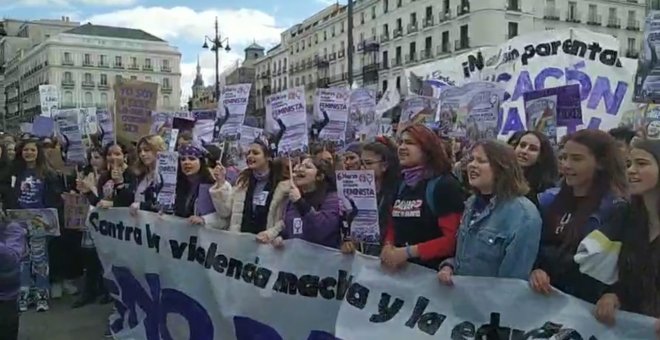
left=0, top=123, right=658, bottom=339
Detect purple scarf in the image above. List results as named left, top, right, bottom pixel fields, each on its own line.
left=253, top=169, right=270, bottom=181
left=401, top=165, right=427, bottom=187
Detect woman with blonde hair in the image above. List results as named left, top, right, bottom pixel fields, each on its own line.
left=129, top=135, right=165, bottom=214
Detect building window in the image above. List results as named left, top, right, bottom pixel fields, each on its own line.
left=131, top=57, right=137, bottom=67
left=164, top=95, right=170, bottom=106
left=397, top=0, right=402, bottom=8
left=100, top=55, right=107, bottom=66
left=628, top=37, right=636, bottom=52
left=361, top=12, right=365, bottom=24
left=64, top=72, right=72, bottom=81
left=63, top=52, right=72, bottom=64
left=100, top=74, right=107, bottom=85
left=568, top=2, right=577, bottom=21
left=115, top=56, right=122, bottom=66
left=84, top=73, right=92, bottom=82
left=145, top=58, right=152, bottom=69
left=163, top=78, right=170, bottom=88
left=100, top=93, right=108, bottom=103
left=508, top=22, right=518, bottom=38
left=84, top=53, right=91, bottom=65
left=84, top=92, right=93, bottom=105
left=64, top=91, right=73, bottom=104
left=130, top=76, right=137, bottom=80
left=163, top=59, right=169, bottom=68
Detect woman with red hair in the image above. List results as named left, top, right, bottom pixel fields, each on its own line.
left=381, top=124, right=465, bottom=270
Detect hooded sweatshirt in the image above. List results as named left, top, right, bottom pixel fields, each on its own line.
left=281, top=189, right=342, bottom=248
left=0, top=221, right=27, bottom=301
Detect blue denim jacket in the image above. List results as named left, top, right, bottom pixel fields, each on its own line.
left=443, top=195, right=542, bottom=280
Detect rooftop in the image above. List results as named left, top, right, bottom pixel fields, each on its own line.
left=246, top=42, right=264, bottom=50
left=64, top=23, right=165, bottom=42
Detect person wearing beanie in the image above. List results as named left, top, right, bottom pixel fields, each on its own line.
left=595, top=139, right=660, bottom=336
left=342, top=142, right=362, bottom=170
left=0, top=215, right=27, bottom=340
left=173, top=143, right=219, bottom=227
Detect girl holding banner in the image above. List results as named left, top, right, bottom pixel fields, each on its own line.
left=438, top=140, right=542, bottom=284
left=595, top=140, right=660, bottom=331
left=532, top=130, right=628, bottom=304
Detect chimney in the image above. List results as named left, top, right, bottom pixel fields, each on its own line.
left=61, top=16, right=65, bottom=21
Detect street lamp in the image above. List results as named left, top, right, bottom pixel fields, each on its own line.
left=202, top=16, right=231, bottom=102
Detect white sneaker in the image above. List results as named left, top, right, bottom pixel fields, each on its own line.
left=50, top=282, right=63, bottom=299
left=36, top=298, right=49, bottom=312
left=63, top=280, right=79, bottom=295
left=18, top=297, right=28, bottom=312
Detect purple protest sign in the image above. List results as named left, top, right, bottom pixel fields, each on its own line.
left=31, top=116, right=55, bottom=137
left=523, top=84, right=582, bottom=143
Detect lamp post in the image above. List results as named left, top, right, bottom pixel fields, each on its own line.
left=202, top=16, right=231, bottom=102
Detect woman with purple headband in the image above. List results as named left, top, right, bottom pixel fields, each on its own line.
left=173, top=143, right=221, bottom=227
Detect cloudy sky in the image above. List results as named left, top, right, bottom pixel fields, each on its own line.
left=1, top=0, right=343, bottom=104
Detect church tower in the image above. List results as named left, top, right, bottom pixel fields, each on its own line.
left=192, top=55, right=204, bottom=98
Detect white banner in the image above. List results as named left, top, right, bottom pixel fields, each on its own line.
left=218, top=83, right=252, bottom=141
left=405, top=28, right=638, bottom=138
left=89, top=209, right=655, bottom=340
left=315, top=88, right=350, bottom=145
left=39, top=84, right=59, bottom=117
left=265, top=86, right=309, bottom=156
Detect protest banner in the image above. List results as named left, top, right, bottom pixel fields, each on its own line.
left=31, top=116, right=55, bottom=138
left=437, top=82, right=505, bottom=141
left=55, top=108, right=86, bottom=164
left=265, top=86, right=309, bottom=156
left=348, top=88, right=377, bottom=140
left=114, top=80, right=158, bottom=144
left=8, top=208, right=60, bottom=237
left=634, top=10, right=660, bottom=103
left=315, top=88, right=350, bottom=145
left=399, top=96, right=439, bottom=131
left=62, top=192, right=89, bottom=230
left=647, top=105, right=660, bottom=139
left=405, top=28, right=638, bottom=138
left=217, top=84, right=252, bottom=141
left=97, top=108, right=115, bottom=148
left=523, top=85, right=582, bottom=144
left=155, top=151, right=178, bottom=208
left=89, top=209, right=656, bottom=340
left=192, top=109, right=217, bottom=144
left=38, top=84, right=59, bottom=117
left=336, top=170, right=379, bottom=243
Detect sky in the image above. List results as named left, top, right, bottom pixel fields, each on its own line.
left=0, top=0, right=344, bottom=105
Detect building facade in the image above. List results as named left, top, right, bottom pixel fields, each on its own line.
left=2, top=23, right=182, bottom=131
left=224, top=43, right=264, bottom=124
left=254, top=43, right=288, bottom=112
left=1, top=17, right=80, bottom=130
left=254, top=0, right=647, bottom=103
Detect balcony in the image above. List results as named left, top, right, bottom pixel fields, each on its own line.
left=329, top=52, right=337, bottom=61
left=626, top=49, right=639, bottom=58
left=405, top=53, right=418, bottom=64
left=362, top=63, right=379, bottom=84
left=381, top=33, right=390, bottom=43
left=439, top=11, right=452, bottom=23
left=505, top=1, right=521, bottom=12
left=423, top=16, right=434, bottom=29
left=381, top=60, right=389, bottom=69
left=317, top=77, right=329, bottom=88
left=62, top=59, right=74, bottom=66
left=420, top=49, right=433, bottom=61
left=407, top=22, right=419, bottom=34
left=566, top=11, right=581, bottom=23
left=627, top=20, right=640, bottom=31
left=162, top=66, right=172, bottom=72
left=315, top=56, right=329, bottom=68
left=362, top=38, right=380, bottom=52
left=98, top=83, right=110, bottom=90
left=544, top=8, right=560, bottom=20
left=437, top=42, right=451, bottom=55
left=161, top=86, right=173, bottom=94
left=338, top=50, right=345, bottom=58
left=143, top=65, right=153, bottom=71
left=455, top=38, right=470, bottom=51
left=607, top=17, right=621, bottom=28
left=82, top=60, right=94, bottom=67
left=393, top=28, right=403, bottom=39
left=587, top=15, right=602, bottom=26
left=61, top=80, right=75, bottom=88
left=81, top=81, right=95, bottom=89
left=128, top=64, right=139, bottom=70
left=114, top=63, right=124, bottom=69
left=391, top=57, right=402, bottom=67
left=98, top=62, right=109, bottom=68
left=457, top=3, right=470, bottom=16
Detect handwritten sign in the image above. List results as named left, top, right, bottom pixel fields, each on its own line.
left=62, top=192, right=89, bottom=230
left=114, top=80, right=158, bottom=143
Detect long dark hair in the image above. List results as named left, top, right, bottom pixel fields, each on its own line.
left=97, top=141, right=129, bottom=185
left=83, top=146, right=105, bottom=176
left=517, top=131, right=558, bottom=193
left=298, top=156, right=336, bottom=209
left=236, top=140, right=283, bottom=189
left=618, top=139, right=660, bottom=314
left=362, top=137, right=400, bottom=192
left=545, top=130, right=627, bottom=252
left=13, top=139, right=52, bottom=179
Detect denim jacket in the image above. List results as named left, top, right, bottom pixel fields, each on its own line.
left=442, top=195, right=542, bottom=280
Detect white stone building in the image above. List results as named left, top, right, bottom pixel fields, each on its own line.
left=2, top=23, right=181, bottom=130
left=254, top=0, right=648, bottom=101
left=254, top=43, right=288, bottom=111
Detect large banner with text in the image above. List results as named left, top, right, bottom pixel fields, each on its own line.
left=88, top=209, right=655, bottom=340
left=405, top=28, right=638, bottom=138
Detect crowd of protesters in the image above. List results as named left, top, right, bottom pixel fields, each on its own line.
left=0, top=122, right=658, bottom=339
